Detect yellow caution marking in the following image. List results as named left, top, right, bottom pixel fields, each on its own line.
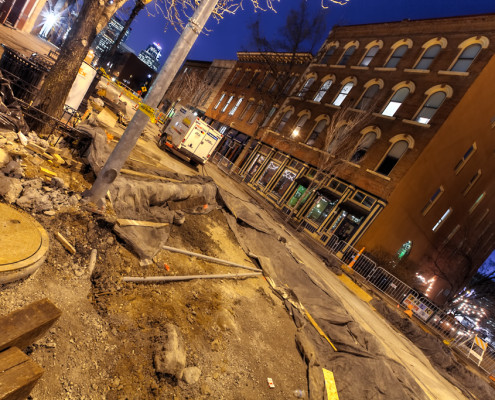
left=138, top=103, right=157, bottom=123
left=337, top=273, right=373, bottom=303
left=304, top=310, right=338, bottom=352
left=323, top=368, right=340, bottom=400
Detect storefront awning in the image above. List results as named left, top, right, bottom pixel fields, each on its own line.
left=316, top=187, right=340, bottom=202
left=339, top=201, right=369, bottom=219
left=295, top=176, right=311, bottom=188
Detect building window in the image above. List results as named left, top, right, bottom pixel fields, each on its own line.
left=306, top=196, right=338, bottom=225
left=291, top=114, right=309, bottom=138
left=450, top=43, right=482, bottom=72
left=414, top=44, right=441, bottom=70
left=454, top=143, right=476, bottom=174
left=469, top=192, right=486, bottom=214
left=228, top=69, right=241, bottom=85
left=321, top=45, right=337, bottom=64
left=219, top=125, right=228, bottom=134
left=271, top=168, right=297, bottom=198
left=376, top=140, right=408, bottom=176
left=239, top=100, right=253, bottom=120
left=474, top=209, right=490, bottom=229
left=297, top=77, right=315, bottom=97
left=221, top=95, right=234, bottom=112
left=282, top=75, right=298, bottom=95
left=306, top=120, right=328, bottom=146
left=414, top=91, right=447, bottom=124
left=248, top=103, right=263, bottom=124
left=421, top=186, right=444, bottom=216
left=332, top=82, right=354, bottom=106
left=275, top=109, right=293, bottom=132
left=258, top=161, right=279, bottom=187
left=338, top=45, right=357, bottom=66
left=445, top=225, right=460, bottom=243
left=384, top=44, right=408, bottom=68
left=214, top=93, right=225, bottom=110
left=261, top=106, right=278, bottom=127
left=463, top=169, right=481, bottom=195
left=257, top=73, right=271, bottom=91
left=397, top=241, right=412, bottom=260
left=350, top=131, right=377, bottom=163
left=352, top=191, right=376, bottom=208
left=228, top=97, right=243, bottom=116
left=313, top=79, right=333, bottom=102
left=360, top=45, right=380, bottom=66
left=247, top=71, right=260, bottom=88
left=432, top=208, right=452, bottom=232
left=356, top=84, right=380, bottom=110
left=382, top=87, right=410, bottom=117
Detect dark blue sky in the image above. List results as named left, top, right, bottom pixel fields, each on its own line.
left=122, top=0, right=495, bottom=64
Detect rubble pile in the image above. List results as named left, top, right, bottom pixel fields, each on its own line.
left=0, top=129, right=82, bottom=214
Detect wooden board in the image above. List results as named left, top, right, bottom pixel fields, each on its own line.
left=0, top=347, right=44, bottom=400
left=120, top=168, right=181, bottom=183
left=116, top=219, right=169, bottom=228
left=0, top=299, right=62, bottom=352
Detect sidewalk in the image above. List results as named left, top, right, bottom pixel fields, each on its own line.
left=0, top=24, right=58, bottom=59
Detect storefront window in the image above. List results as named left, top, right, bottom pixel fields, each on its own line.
left=258, top=161, right=279, bottom=187
left=271, top=169, right=296, bottom=198
left=306, top=196, right=337, bottom=225
left=288, top=185, right=309, bottom=208
left=246, top=154, right=265, bottom=178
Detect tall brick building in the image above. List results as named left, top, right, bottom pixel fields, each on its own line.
left=204, top=14, right=495, bottom=304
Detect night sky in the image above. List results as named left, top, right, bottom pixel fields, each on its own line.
left=122, top=0, right=495, bottom=64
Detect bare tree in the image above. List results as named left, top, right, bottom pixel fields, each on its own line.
left=161, top=68, right=211, bottom=110
left=282, top=105, right=373, bottom=222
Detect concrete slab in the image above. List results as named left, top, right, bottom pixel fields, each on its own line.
left=0, top=203, right=49, bottom=284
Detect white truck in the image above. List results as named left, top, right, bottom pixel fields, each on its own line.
left=160, top=105, right=223, bottom=165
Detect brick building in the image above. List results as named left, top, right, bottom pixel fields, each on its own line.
left=207, top=14, right=495, bottom=304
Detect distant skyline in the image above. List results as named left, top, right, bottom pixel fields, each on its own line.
left=121, top=0, right=495, bottom=66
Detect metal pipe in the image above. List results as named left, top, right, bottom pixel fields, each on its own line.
left=123, top=272, right=262, bottom=283
left=161, top=245, right=260, bottom=272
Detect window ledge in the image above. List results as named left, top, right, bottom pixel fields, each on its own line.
left=403, top=119, right=431, bottom=128
left=324, top=103, right=342, bottom=110
left=330, top=64, right=346, bottom=69
left=372, top=112, right=396, bottom=121
left=345, top=160, right=361, bottom=168
left=306, top=100, right=320, bottom=104
left=374, top=67, right=397, bottom=72
left=404, top=68, right=430, bottom=74
left=366, top=169, right=391, bottom=181
left=351, top=66, right=369, bottom=70
left=438, top=70, right=469, bottom=77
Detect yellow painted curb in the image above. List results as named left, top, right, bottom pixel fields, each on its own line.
left=337, top=273, right=373, bottom=303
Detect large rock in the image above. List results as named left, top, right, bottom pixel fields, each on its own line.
left=0, top=175, right=23, bottom=203
left=153, top=324, right=186, bottom=380
left=182, top=367, right=201, bottom=385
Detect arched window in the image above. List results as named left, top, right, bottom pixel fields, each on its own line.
left=297, top=77, right=315, bottom=97
left=384, top=44, right=409, bottom=68
left=360, top=45, right=380, bottom=66
left=414, top=91, right=447, bottom=124
left=356, top=84, right=380, bottom=110
left=382, top=87, right=410, bottom=117
left=291, top=114, right=309, bottom=138
left=221, top=95, right=234, bottom=112
left=321, top=45, right=337, bottom=64
left=332, top=82, right=354, bottom=106
left=306, top=119, right=328, bottom=146
left=313, top=79, right=333, bottom=102
left=450, top=43, right=482, bottom=72
left=414, top=44, right=442, bottom=70
left=376, top=140, right=409, bottom=175
left=276, top=109, right=293, bottom=132
left=328, top=124, right=348, bottom=153
left=338, top=45, right=357, bottom=65
left=350, top=131, right=377, bottom=163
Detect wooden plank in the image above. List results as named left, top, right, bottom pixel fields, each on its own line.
left=0, top=299, right=62, bottom=352
left=0, top=347, right=44, bottom=400
left=120, top=168, right=181, bottom=183
left=116, top=219, right=169, bottom=228
left=55, top=232, right=76, bottom=255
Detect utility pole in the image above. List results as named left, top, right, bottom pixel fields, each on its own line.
left=99, top=0, right=152, bottom=70
left=85, top=0, right=219, bottom=204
